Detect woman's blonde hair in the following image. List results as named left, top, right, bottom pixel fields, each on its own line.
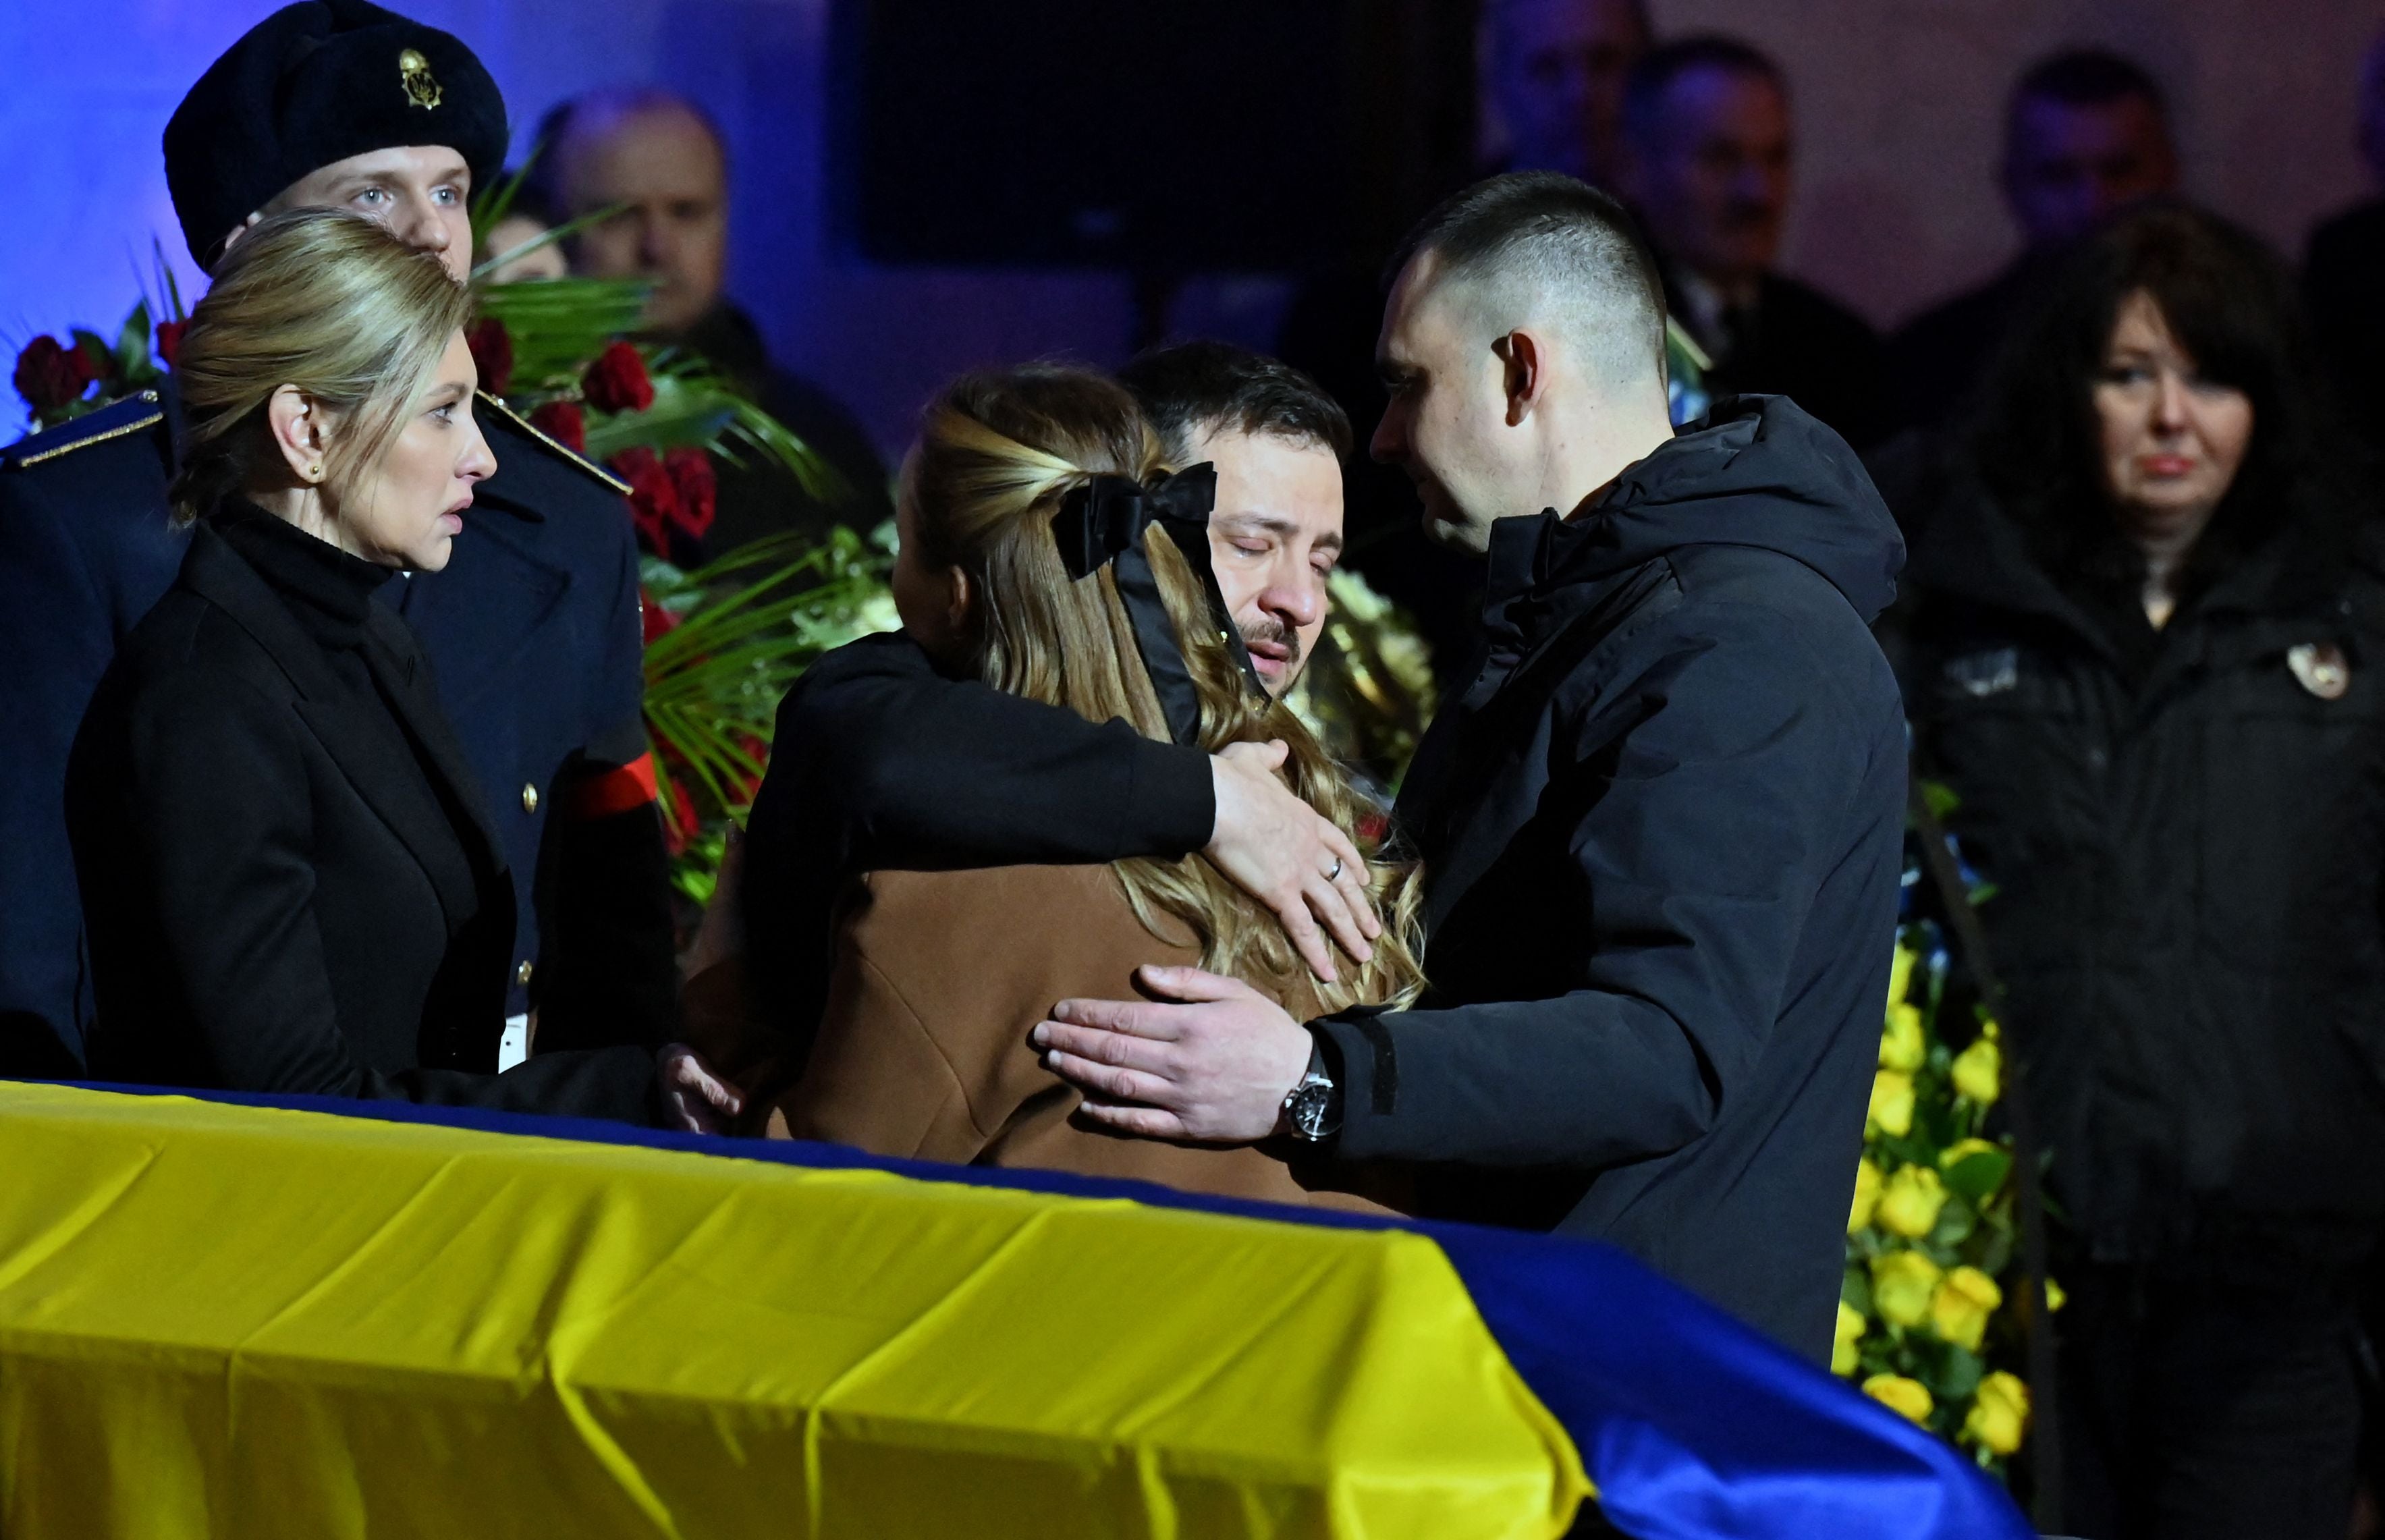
left=167, top=207, right=476, bottom=525
left=911, top=365, right=1426, bottom=1012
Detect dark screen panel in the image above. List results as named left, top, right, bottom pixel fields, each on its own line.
left=844, top=0, right=1347, bottom=271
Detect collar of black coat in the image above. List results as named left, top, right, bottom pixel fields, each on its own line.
left=211, top=497, right=390, bottom=648
left=1906, top=474, right=2373, bottom=654
left=181, top=520, right=512, bottom=916
left=1486, top=394, right=1906, bottom=625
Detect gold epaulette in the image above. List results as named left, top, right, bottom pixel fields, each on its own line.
left=3, top=391, right=165, bottom=470
left=476, top=390, right=631, bottom=495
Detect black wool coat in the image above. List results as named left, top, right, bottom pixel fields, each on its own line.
left=0, top=384, right=674, bottom=1076
left=1313, top=397, right=1912, bottom=1364
left=1898, top=489, right=2385, bottom=1275
left=66, top=522, right=655, bottom=1120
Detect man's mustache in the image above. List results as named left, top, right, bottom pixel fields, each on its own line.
left=1239, top=615, right=1302, bottom=667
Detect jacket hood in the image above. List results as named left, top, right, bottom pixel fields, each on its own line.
left=1547, top=395, right=1905, bottom=624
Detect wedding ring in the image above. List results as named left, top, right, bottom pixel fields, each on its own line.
left=1326, top=856, right=1344, bottom=882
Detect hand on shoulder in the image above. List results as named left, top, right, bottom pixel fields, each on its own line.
left=1205, top=740, right=1379, bottom=983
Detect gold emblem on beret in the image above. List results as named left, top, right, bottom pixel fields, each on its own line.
left=398, top=48, right=442, bottom=111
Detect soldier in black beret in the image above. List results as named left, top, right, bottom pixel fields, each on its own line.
left=0, top=0, right=677, bottom=1078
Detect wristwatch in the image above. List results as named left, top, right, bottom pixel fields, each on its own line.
left=1281, top=1041, right=1343, bottom=1143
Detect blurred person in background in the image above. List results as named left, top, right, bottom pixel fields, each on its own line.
left=1280, top=0, right=1656, bottom=685
left=477, top=175, right=569, bottom=283
left=2304, top=26, right=2385, bottom=439
left=1619, top=36, right=1888, bottom=447
left=532, top=88, right=891, bottom=557
left=1487, top=0, right=1653, bottom=188
left=1892, top=50, right=2178, bottom=435
left=1895, top=204, right=2385, bottom=1540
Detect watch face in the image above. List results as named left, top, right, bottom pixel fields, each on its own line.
left=1289, top=1078, right=1334, bottom=1141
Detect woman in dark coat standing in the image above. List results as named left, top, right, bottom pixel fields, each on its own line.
left=67, top=209, right=738, bottom=1130
left=1898, top=204, right=2385, bottom=1539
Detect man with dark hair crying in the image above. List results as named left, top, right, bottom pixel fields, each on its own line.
left=1118, top=342, right=1350, bottom=697
left=1890, top=48, right=2179, bottom=434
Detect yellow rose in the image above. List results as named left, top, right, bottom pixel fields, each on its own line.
left=1867, top=1069, right=1915, bottom=1138
left=1951, top=1035, right=2001, bottom=1105
left=1832, top=1300, right=1866, bottom=1377
left=1874, top=1164, right=1947, bottom=1238
left=1880, top=1001, right=1926, bottom=1072
left=1863, top=1373, right=1934, bottom=1425
left=1961, top=1371, right=2030, bottom=1455
left=1887, top=944, right=1918, bottom=1010
left=1869, top=1249, right=1942, bottom=1328
left=1848, top=1156, right=1884, bottom=1234
left=1929, top=1265, right=2003, bottom=1351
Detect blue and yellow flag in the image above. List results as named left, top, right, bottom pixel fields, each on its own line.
left=0, top=1082, right=2028, bottom=1539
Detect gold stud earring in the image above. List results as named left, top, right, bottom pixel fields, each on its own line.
left=307, top=463, right=324, bottom=481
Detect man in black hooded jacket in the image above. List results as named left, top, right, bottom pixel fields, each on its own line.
left=1031, top=173, right=1909, bottom=1363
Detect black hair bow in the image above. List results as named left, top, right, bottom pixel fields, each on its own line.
left=1047, top=462, right=1265, bottom=744
left=1051, top=464, right=1218, bottom=580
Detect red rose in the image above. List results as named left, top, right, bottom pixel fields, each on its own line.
left=466, top=317, right=513, bottom=397
left=581, top=340, right=654, bottom=415
left=528, top=400, right=586, bottom=454
left=663, top=447, right=717, bottom=541
left=638, top=584, right=680, bottom=647
left=611, top=446, right=680, bottom=556
left=13, top=335, right=95, bottom=415
left=155, top=319, right=188, bottom=369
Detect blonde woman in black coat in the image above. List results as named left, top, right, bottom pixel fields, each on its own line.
left=67, top=209, right=740, bottom=1130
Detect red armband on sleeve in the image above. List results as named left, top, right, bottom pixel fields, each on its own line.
left=561, top=752, right=660, bottom=821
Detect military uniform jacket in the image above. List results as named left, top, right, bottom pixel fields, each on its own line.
left=0, top=384, right=675, bottom=1073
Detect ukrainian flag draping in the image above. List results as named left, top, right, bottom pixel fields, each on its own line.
left=0, top=1081, right=2031, bottom=1539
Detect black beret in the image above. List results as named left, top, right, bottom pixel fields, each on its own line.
left=164, top=0, right=508, bottom=269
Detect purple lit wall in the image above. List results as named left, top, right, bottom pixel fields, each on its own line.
left=7, top=0, right=2381, bottom=451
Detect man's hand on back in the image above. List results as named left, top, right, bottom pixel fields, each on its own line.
left=1207, top=740, right=1378, bottom=983
left=1033, top=967, right=1311, bottom=1143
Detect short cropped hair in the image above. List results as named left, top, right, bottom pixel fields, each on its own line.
left=1384, top=171, right=1668, bottom=393
left=1118, top=341, right=1352, bottom=464
left=1622, top=34, right=1786, bottom=144
left=2011, top=48, right=2166, bottom=119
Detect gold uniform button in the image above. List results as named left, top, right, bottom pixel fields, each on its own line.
left=516, top=960, right=534, bottom=987
left=521, top=783, right=540, bottom=813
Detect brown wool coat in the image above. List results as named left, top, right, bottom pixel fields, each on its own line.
left=686, top=864, right=1390, bottom=1214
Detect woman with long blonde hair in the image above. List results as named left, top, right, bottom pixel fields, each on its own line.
left=711, top=365, right=1420, bottom=1205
